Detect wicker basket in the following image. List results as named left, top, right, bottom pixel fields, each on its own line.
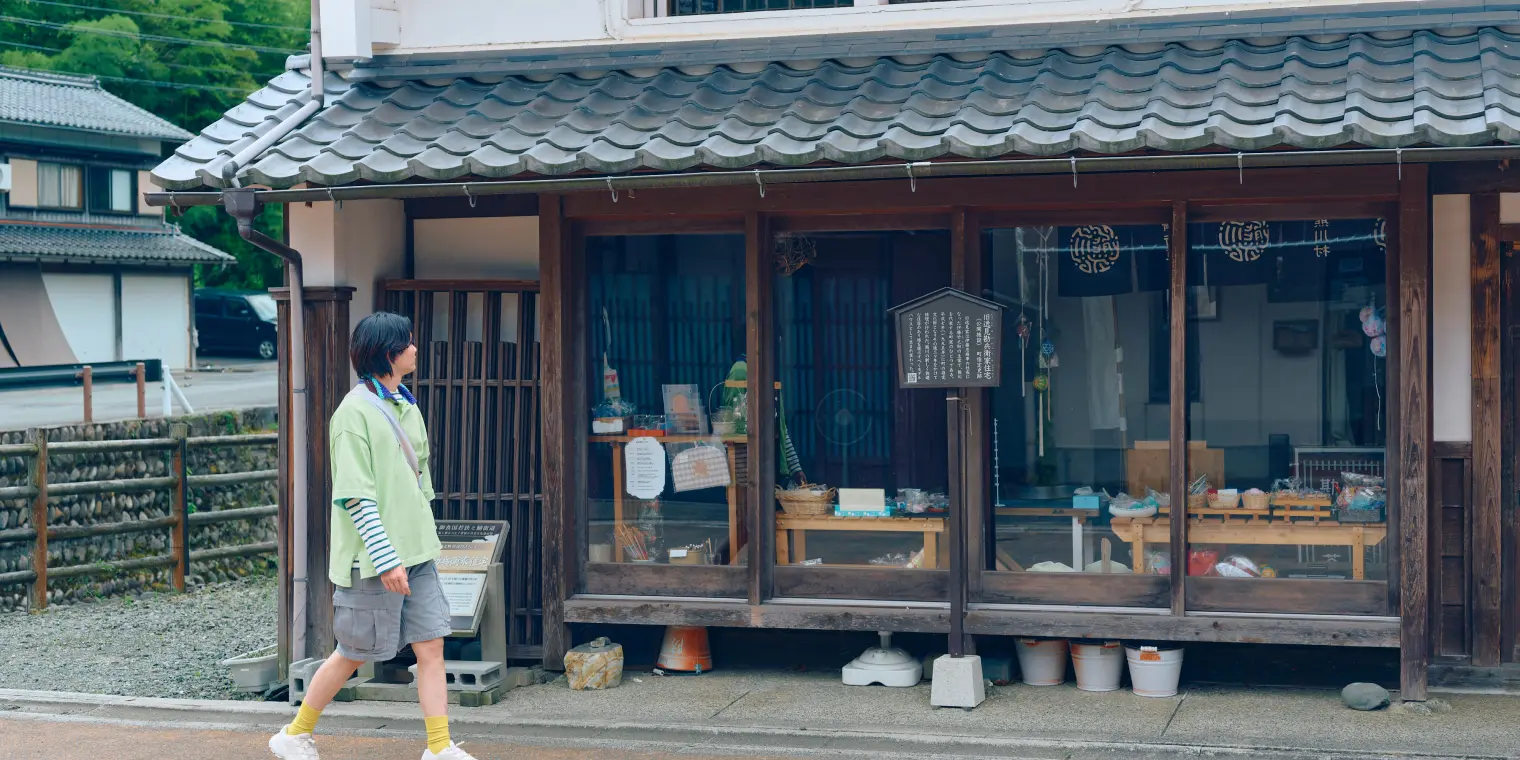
left=1186, top=493, right=1208, bottom=512
left=776, top=485, right=835, bottom=516
left=1210, top=491, right=1241, bottom=509
left=1241, top=492, right=1269, bottom=511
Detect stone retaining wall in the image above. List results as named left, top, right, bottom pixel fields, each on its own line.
left=0, top=408, right=279, bottom=612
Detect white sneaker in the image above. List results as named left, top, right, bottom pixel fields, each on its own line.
left=421, top=742, right=478, bottom=760
left=269, top=730, right=320, bottom=759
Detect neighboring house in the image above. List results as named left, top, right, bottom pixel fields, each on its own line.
left=0, top=66, right=233, bottom=371
left=153, top=1, right=1520, bottom=697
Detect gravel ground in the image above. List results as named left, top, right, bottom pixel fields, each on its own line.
left=0, top=575, right=276, bottom=700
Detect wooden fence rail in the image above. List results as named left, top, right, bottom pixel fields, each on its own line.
left=0, top=425, right=279, bottom=610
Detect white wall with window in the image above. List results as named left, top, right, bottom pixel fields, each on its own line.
left=320, top=0, right=1446, bottom=58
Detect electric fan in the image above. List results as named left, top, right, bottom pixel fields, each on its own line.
left=815, top=388, right=872, bottom=488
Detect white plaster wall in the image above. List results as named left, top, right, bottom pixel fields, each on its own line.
left=42, top=273, right=116, bottom=363
left=288, top=199, right=408, bottom=381
left=413, top=217, right=540, bottom=280
left=121, top=274, right=191, bottom=369
left=352, top=0, right=1440, bottom=57
left=1503, top=193, right=1520, bottom=224
left=1432, top=194, right=1472, bottom=442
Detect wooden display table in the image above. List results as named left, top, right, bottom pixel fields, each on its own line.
left=1109, top=515, right=1388, bottom=579
left=993, top=505, right=1099, bottom=570
left=775, top=514, right=946, bottom=569
left=590, top=435, right=747, bottom=565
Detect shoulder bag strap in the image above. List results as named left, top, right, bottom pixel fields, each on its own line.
left=346, top=384, right=422, bottom=487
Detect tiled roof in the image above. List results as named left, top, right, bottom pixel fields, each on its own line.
left=0, top=66, right=193, bottom=141
left=153, top=28, right=1520, bottom=191
left=0, top=222, right=235, bottom=266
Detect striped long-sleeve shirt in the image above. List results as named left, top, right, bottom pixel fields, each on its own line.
left=344, top=497, right=401, bottom=574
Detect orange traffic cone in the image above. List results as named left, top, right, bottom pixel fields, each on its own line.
left=656, top=625, right=712, bottom=673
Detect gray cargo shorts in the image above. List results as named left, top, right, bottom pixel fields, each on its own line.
left=333, top=560, right=452, bottom=663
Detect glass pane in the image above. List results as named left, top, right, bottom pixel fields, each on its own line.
left=584, top=234, right=746, bottom=567
left=110, top=169, right=133, bottom=212
left=984, top=225, right=1172, bottom=577
left=58, top=165, right=82, bottom=208
left=1184, top=219, right=1389, bottom=593
left=773, top=231, right=951, bottom=570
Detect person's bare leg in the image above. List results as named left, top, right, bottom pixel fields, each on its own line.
left=414, top=638, right=447, bottom=716
left=270, top=652, right=363, bottom=758
left=414, top=638, right=456, bottom=755
left=302, top=653, right=363, bottom=713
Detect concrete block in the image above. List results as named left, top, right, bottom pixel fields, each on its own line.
left=406, top=660, right=503, bottom=692
left=930, top=655, right=987, bottom=710
left=982, top=655, right=1016, bottom=685
left=502, top=666, right=536, bottom=690
left=289, top=658, right=368, bottom=705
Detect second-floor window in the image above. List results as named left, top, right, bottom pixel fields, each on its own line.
left=670, top=0, right=848, bottom=15
left=37, top=162, right=82, bottom=209
left=88, top=167, right=136, bottom=214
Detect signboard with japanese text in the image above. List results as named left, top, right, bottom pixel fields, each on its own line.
left=889, top=288, right=1004, bottom=389
left=434, top=520, right=508, bottom=573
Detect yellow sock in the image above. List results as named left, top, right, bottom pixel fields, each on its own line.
left=425, top=715, right=450, bottom=754
left=286, top=704, right=321, bottom=736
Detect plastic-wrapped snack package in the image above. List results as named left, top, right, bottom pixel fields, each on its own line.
left=1146, top=551, right=1171, bottom=575
left=1214, top=555, right=1262, bottom=578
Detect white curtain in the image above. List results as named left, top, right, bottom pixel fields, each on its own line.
left=1083, top=296, right=1123, bottom=429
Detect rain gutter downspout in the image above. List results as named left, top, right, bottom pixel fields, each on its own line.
left=224, top=187, right=309, bottom=666
left=220, top=0, right=325, bottom=189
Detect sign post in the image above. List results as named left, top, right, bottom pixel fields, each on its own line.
left=889, top=288, right=1002, bottom=709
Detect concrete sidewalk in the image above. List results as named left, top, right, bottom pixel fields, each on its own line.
left=3, top=671, right=1517, bottom=759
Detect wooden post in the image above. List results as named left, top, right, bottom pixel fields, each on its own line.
left=745, top=210, right=776, bottom=606
left=135, top=363, right=147, bottom=419
left=27, top=429, right=48, bottom=612
left=1168, top=201, right=1189, bottom=616
left=80, top=366, right=93, bottom=424
left=1470, top=192, right=1503, bottom=667
left=537, top=194, right=574, bottom=669
left=1397, top=164, right=1431, bottom=700
left=170, top=423, right=189, bottom=592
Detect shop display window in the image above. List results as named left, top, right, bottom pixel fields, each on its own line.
left=583, top=234, right=749, bottom=568
left=1181, top=218, right=1390, bottom=608
left=771, top=231, right=952, bottom=569
left=982, top=225, right=1173, bottom=578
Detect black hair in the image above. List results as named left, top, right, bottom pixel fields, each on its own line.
left=350, top=311, right=414, bottom=379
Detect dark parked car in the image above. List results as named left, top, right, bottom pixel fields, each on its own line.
left=194, top=289, right=278, bottom=360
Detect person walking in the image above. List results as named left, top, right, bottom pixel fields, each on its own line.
left=269, top=311, right=477, bottom=760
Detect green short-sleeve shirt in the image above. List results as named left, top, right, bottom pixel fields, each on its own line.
left=328, top=390, right=440, bottom=587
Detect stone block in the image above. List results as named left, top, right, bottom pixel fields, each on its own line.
left=930, top=655, right=986, bottom=709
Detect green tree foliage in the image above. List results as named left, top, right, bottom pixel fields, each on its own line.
left=0, top=0, right=310, bottom=289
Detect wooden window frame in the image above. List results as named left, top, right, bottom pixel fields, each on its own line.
left=549, top=164, right=1424, bottom=625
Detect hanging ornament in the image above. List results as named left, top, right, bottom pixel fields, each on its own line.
left=1041, top=339, right=1055, bottom=358
left=1362, top=315, right=1385, bottom=338
left=1359, top=305, right=1375, bottom=324
left=1370, top=335, right=1387, bottom=358
left=1032, top=373, right=1049, bottom=392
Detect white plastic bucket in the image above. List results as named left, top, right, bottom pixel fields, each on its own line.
left=1071, top=640, right=1124, bottom=692
left=1015, top=638, right=1069, bottom=686
left=1125, top=645, right=1184, bottom=697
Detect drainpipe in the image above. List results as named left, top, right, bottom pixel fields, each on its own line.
left=220, top=0, right=325, bottom=188
left=224, top=188, right=310, bottom=665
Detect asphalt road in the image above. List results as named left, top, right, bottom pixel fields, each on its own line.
left=0, top=357, right=276, bottom=431
left=0, top=717, right=803, bottom=760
